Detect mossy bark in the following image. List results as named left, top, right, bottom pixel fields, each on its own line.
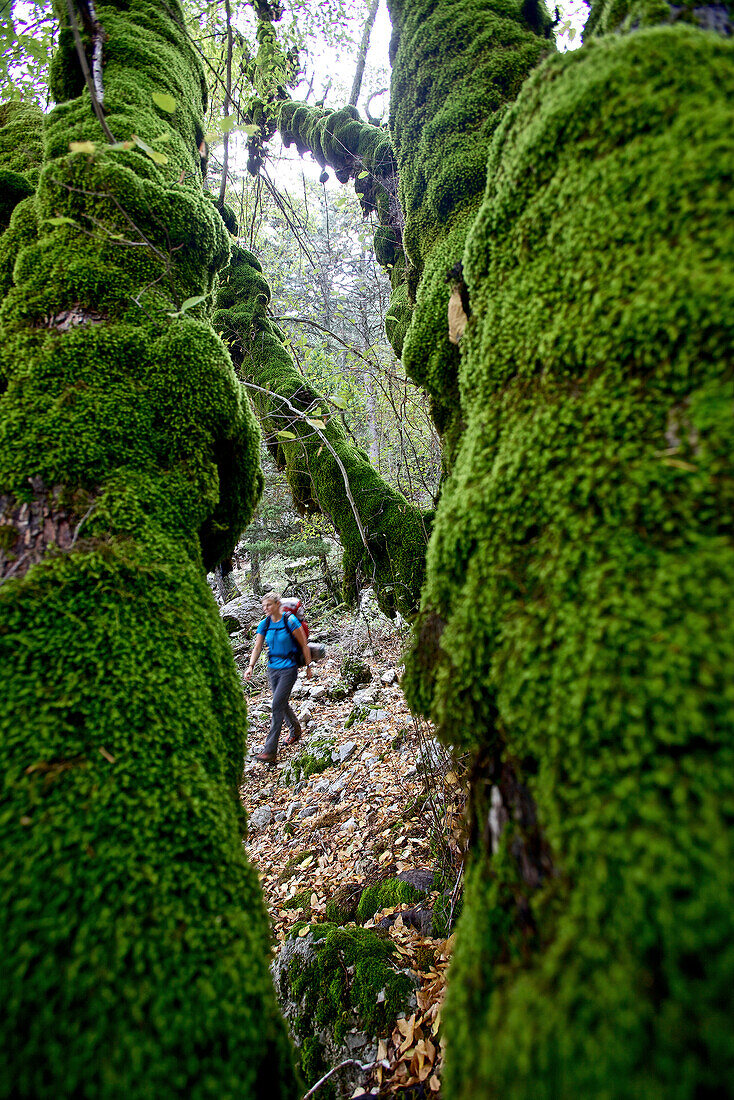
left=393, top=0, right=734, bottom=1094
left=215, top=245, right=431, bottom=618
left=0, top=2, right=297, bottom=1095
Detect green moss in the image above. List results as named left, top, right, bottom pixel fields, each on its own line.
left=356, top=877, right=422, bottom=923
left=324, top=883, right=363, bottom=925
left=339, top=655, right=372, bottom=689
left=289, top=923, right=414, bottom=1057
left=386, top=0, right=553, bottom=446
left=398, top=15, right=734, bottom=1098
left=0, top=2, right=295, bottom=1096
left=215, top=246, right=430, bottom=618
left=585, top=0, right=733, bottom=36
left=282, top=890, right=312, bottom=913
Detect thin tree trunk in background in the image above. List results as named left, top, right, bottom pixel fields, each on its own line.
left=349, top=0, right=379, bottom=108
left=363, top=369, right=379, bottom=465
left=250, top=548, right=263, bottom=595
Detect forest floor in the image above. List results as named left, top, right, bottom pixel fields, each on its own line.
left=239, top=614, right=467, bottom=1098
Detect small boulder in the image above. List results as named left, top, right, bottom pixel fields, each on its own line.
left=340, top=656, right=372, bottom=691
left=335, top=740, right=357, bottom=764
left=353, top=687, right=378, bottom=707
left=248, top=805, right=272, bottom=830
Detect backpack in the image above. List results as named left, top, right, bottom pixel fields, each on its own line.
left=264, top=608, right=326, bottom=668
left=280, top=596, right=309, bottom=638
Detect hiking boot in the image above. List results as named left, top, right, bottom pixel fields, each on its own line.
left=284, top=725, right=302, bottom=746
left=255, top=752, right=276, bottom=764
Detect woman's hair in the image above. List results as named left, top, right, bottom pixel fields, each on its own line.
left=262, top=591, right=281, bottom=604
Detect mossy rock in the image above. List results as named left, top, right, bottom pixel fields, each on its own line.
left=272, top=924, right=417, bottom=1094
left=280, top=737, right=335, bottom=786
left=324, top=882, right=363, bottom=925
left=344, top=704, right=369, bottom=730
left=327, top=680, right=349, bottom=702
left=356, top=877, right=423, bottom=924
left=339, top=656, right=372, bottom=690
left=282, top=890, right=312, bottom=915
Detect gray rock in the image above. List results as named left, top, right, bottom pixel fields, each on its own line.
left=297, top=706, right=313, bottom=724
left=335, top=740, right=357, bottom=764
left=285, top=801, right=302, bottom=820
left=308, top=685, right=328, bottom=702
left=353, top=688, right=378, bottom=707
left=298, top=806, right=318, bottom=820
left=345, top=1030, right=370, bottom=1054
left=219, top=594, right=261, bottom=634
left=313, top=780, right=330, bottom=793
left=380, top=668, right=398, bottom=685
left=396, top=869, right=435, bottom=894
left=274, top=811, right=286, bottom=822
left=368, top=709, right=388, bottom=722
left=248, top=805, right=272, bottom=829
left=419, top=736, right=448, bottom=771
left=329, top=773, right=350, bottom=794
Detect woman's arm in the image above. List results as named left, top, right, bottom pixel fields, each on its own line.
left=244, top=634, right=265, bottom=681
left=291, top=623, right=313, bottom=679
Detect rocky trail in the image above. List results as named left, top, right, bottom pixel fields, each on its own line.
left=223, top=596, right=467, bottom=1098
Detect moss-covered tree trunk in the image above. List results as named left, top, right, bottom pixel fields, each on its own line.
left=0, top=2, right=297, bottom=1095
left=390, top=0, right=734, bottom=1095
left=215, top=245, right=431, bottom=617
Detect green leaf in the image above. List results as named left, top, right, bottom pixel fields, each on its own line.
left=69, top=141, right=96, bottom=155
left=46, top=216, right=79, bottom=227
left=108, top=140, right=134, bottom=151
left=131, top=134, right=168, bottom=165
left=357, top=170, right=369, bottom=179
left=152, top=91, right=176, bottom=113
left=306, top=418, right=326, bottom=430
left=221, top=114, right=237, bottom=132
left=179, top=295, right=207, bottom=312
left=241, top=123, right=258, bottom=137
left=277, top=431, right=297, bottom=440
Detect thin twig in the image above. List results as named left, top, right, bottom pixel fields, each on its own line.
left=301, top=1058, right=375, bottom=1100
left=241, top=378, right=371, bottom=550
left=273, top=315, right=377, bottom=368
left=69, top=503, right=95, bottom=548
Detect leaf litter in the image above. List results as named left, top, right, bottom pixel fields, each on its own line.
left=240, top=631, right=467, bottom=1097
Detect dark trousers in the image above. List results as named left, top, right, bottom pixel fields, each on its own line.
left=263, top=665, right=300, bottom=756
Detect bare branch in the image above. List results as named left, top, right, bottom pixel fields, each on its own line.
left=241, top=379, right=370, bottom=549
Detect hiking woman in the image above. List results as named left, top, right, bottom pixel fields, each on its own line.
left=244, top=592, right=313, bottom=764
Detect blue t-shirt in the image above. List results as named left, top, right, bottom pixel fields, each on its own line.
left=256, top=613, right=300, bottom=669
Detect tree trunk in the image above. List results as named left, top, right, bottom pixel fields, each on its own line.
left=0, top=2, right=294, bottom=1095
left=349, top=0, right=380, bottom=108
left=389, top=0, right=734, bottom=1095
